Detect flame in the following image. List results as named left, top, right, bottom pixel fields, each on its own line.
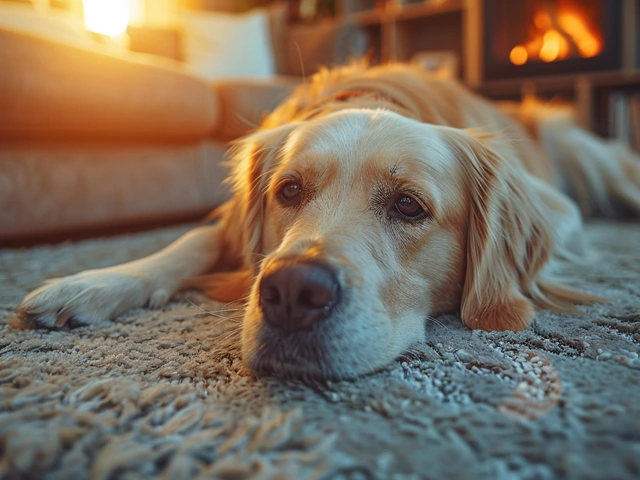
left=509, top=46, right=528, bottom=66
left=539, top=30, right=570, bottom=62
left=509, top=7, right=602, bottom=66
left=534, top=10, right=552, bottom=30
left=558, top=12, right=601, bottom=58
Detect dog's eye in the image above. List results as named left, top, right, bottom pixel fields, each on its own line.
left=390, top=194, right=428, bottom=221
left=277, top=181, right=303, bottom=205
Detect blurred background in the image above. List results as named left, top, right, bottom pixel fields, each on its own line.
left=1, top=0, right=639, bottom=245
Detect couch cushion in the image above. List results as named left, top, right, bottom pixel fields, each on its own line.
left=267, top=2, right=291, bottom=76
left=0, top=140, right=230, bottom=240
left=211, top=77, right=299, bottom=141
left=286, top=18, right=370, bottom=77
left=0, top=29, right=219, bottom=140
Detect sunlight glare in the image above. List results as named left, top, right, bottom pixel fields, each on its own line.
left=83, top=0, right=130, bottom=36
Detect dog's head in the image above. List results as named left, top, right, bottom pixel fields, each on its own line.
left=218, top=109, right=557, bottom=379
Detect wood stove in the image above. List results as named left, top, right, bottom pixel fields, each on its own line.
left=482, top=0, right=625, bottom=81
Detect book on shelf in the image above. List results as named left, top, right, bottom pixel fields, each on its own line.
left=608, top=92, right=640, bottom=153
left=608, top=92, right=629, bottom=143
left=630, top=95, right=640, bottom=153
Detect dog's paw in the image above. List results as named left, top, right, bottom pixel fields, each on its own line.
left=10, top=269, right=163, bottom=330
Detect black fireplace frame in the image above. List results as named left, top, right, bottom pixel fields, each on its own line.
left=482, top=0, right=622, bottom=81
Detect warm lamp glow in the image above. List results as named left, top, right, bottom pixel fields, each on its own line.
left=83, top=0, right=130, bottom=36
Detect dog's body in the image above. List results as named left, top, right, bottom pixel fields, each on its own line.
left=12, top=63, right=640, bottom=379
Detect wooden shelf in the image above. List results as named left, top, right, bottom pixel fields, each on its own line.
left=340, top=0, right=463, bottom=27
left=473, top=70, right=640, bottom=135
left=475, top=70, right=640, bottom=98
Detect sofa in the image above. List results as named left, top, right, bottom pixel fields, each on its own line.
left=0, top=2, right=371, bottom=245
left=0, top=5, right=299, bottom=244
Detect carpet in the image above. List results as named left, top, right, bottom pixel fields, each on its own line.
left=0, top=221, right=639, bottom=479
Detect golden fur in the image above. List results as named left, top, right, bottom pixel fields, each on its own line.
left=12, top=62, right=640, bottom=379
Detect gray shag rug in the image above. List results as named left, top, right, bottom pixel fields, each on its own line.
left=1, top=221, right=639, bottom=480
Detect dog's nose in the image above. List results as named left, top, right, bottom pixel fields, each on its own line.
left=259, top=261, right=340, bottom=332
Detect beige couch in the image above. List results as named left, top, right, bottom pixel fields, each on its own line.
left=0, top=0, right=373, bottom=244
left=0, top=27, right=298, bottom=243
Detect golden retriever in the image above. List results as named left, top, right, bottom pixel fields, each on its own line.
left=11, top=62, right=640, bottom=379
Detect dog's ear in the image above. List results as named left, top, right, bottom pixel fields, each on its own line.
left=221, top=123, right=301, bottom=267
left=445, top=130, right=560, bottom=331
left=188, top=124, right=300, bottom=302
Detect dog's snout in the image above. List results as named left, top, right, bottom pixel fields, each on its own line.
left=259, top=261, right=340, bottom=332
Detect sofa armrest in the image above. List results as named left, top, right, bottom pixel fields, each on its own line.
left=211, top=77, right=299, bottom=141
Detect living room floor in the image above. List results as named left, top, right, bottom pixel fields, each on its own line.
left=0, top=221, right=639, bottom=479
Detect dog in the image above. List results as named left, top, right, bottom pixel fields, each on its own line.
left=11, top=62, right=640, bottom=379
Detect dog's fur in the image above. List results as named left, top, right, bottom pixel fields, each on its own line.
left=12, top=63, right=640, bottom=379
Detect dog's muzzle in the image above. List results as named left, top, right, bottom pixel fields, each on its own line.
left=259, top=260, right=341, bottom=333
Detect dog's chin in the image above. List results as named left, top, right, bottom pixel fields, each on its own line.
left=241, top=313, right=397, bottom=381
left=243, top=352, right=365, bottom=382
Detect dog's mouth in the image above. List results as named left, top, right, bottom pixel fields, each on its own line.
left=239, top=256, right=347, bottom=378
left=242, top=290, right=399, bottom=380
left=243, top=314, right=405, bottom=381
left=245, top=328, right=346, bottom=380
left=239, top=254, right=401, bottom=379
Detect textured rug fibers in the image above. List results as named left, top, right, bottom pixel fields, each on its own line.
left=0, top=221, right=639, bottom=479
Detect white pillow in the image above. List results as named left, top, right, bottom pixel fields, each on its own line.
left=182, top=8, right=276, bottom=81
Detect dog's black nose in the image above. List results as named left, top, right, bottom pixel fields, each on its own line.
left=259, top=261, right=340, bottom=332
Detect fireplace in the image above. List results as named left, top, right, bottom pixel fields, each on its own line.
left=483, top=0, right=623, bottom=81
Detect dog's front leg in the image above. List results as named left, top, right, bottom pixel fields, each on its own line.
left=11, top=224, right=224, bottom=329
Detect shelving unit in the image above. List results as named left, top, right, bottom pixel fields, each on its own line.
left=338, top=0, right=463, bottom=27
left=334, top=0, right=465, bottom=64
left=330, top=0, right=640, bottom=139
left=476, top=71, right=640, bottom=99
left=477, top=71, right=640, bottom=137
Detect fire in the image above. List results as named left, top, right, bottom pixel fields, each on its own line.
left=539, top=30, right=569, bottom=62
left=509, top=46, right=528, bottom=66
left=509, top=7, right=602, bottom=66
left=558, top=12, right=601, bottom=57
